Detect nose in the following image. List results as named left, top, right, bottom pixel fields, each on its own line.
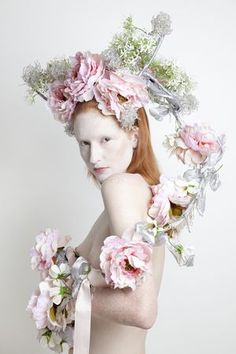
left=89, top=143, right=102, bottom=165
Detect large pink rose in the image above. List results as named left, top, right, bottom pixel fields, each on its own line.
left=176, top=123, right=220, bottom=165
left=30, top=228, right=71, bottom=271
left=47, top=82, right=76, bottom=122
left=100, top=235, right=153, bottom=290
left=64, top=51, right=106, bottom=102
left=93, top=71, right=149, bottom=119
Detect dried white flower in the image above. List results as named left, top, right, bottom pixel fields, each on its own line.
left=64, top=121, right=75, bottom=137
left=151, top=12, right=172, bottom=36
left=120, top=103, right=139, bottom=130
left=22, top=62, right=44, bottom=89
left=177, top=94, right=199, bottom=115
left=101, top=48, right=123, bottom=70
left=46, top=58, right=71, bottom=82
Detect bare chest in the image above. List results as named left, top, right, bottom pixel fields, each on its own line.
left=76, top=210, right=111, bottom=269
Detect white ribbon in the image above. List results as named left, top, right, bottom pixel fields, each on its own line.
left=71, top=256, right=92, bottom=354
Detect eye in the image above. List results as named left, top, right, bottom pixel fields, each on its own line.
left=79, top=141, right=90, bottom=147
left=79, top=137, right=111, bottom=147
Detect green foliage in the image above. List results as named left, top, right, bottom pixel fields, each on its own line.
left=150, top=59, right=195, bottom=96
left=107, top=16, right=156, bottom=73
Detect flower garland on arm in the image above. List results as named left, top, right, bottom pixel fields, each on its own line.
left=24, top=11, right=226, bottom=354
left=100, top=12, right=225, bottom=266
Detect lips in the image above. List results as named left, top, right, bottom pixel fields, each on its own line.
left=94, top=167, right=108, bottom=173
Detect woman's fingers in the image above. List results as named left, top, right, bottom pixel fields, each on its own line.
left=66, top=246, right=76, bottom=266
left=87, top=267, right=109, bottom=287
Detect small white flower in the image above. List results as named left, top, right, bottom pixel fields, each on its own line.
left=48, top=331, right=63, bottom=352
left=163, top=134, right=177, bottom=149
left=139, top=217, right=167, bottom=246
left=39, top=335, right=48, bottom=348
left=49, top=279, right=69, bottom=305
left=49, top=279, right=63, bottom=305
left=49, top=263, right=70, bottom=280
left=167, top=240, right=195, bottom=266
left=174, top=177, right=199, bottom=195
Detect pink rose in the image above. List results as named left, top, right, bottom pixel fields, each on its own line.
left=148, top=175, right=197, bottom=224
left=100, top=235, right=153, bottom=290
left=64, top=51, right=106, bottom=102
left=47, top=82, right=76, bottom=122
left=169, top=190, right=191, bottom=208
left=169, top=178, right=199, bottom=208
left=93, top=77, right=122, bottom=117
left=108, top=72, right=149, bottom=106
left=148, top=191, right=171, bottom=225
left=26, top=280, right=52, bottom=329
left=46, top=51, right=150, bottom=123
left=175, top=143, right=205, bottom=165
left=30, top=228, right=71, bottom=271
left=176, top=123, right=220, bottom=165
left=93, top=71, right=149, bottom=119
left=148, top=175, right=174, bottom=225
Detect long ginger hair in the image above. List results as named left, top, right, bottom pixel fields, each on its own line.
left=72, top=100, right=161, bottom=188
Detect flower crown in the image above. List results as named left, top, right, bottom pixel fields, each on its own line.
left=22, top=13, right=197, bottom=134
left=22, top=12, right=225, bottom=265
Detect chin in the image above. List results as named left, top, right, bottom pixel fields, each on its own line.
left=96, top=171, right=118, bottom=184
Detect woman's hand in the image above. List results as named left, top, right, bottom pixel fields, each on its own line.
left=65, top=246, right=77, bottom=267
left=87, top=267, right=109, bottom=288
left=65, top=246, right=109, bottom=288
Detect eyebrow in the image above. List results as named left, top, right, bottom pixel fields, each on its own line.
left=78, top=134, right=114, bottom=142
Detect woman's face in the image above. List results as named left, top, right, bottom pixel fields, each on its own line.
left=73, top=108, right=138, bottom=184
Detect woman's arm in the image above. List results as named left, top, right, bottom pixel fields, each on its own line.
left=90, top=172, right=165, bottom=329
left=91, top=242, right=165, bottom=329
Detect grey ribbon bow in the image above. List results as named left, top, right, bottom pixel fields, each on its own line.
left=71, top=256, right=91, bottom=299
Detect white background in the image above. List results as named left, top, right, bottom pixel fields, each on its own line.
left=0, top=0, right=235, bottom=353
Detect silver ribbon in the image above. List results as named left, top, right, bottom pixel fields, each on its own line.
left=71, top=256, right=91, bottom=299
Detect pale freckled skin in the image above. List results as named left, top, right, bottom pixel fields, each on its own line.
left=73, top=107, right=139, bottom=185
left=69, top=107, right=165, bottom=354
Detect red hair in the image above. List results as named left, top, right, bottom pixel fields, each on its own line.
left=72, top=100, right=161, bottom=187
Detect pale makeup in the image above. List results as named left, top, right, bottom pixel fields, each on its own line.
left=73, top=108, right=139, bottom=185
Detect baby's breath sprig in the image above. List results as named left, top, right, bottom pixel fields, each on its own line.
left=22, top=58, right=71, bottom=103
left=149, top=59, right=196, bottom=96
left=102, top=16, right=157, bottom=74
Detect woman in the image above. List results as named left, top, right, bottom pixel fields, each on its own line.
left=66, top=98, right=165, bottom=354
left=25, top=14, right=224, bottom=354
left=24, top=13, right=224, bottom=354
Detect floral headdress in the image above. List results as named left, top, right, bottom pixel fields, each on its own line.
left=23, top=12, right=225, bottom=264
left=22, top=13, right=197, bottom=133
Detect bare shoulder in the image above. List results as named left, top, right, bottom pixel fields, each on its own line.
left=101, top=173, right=152, bottom=235
left=101, top=172, right=150, bottom=197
